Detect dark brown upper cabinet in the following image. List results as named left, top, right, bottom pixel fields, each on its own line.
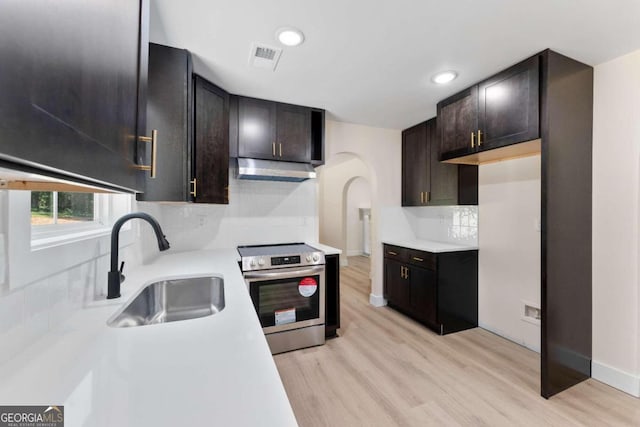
left=276, top=103, right=311, bottom=162
left=477, top=55, right=539, bottom=150
left=437, top=87, right=479, bottom=159
left=138, top=43, right=192, bottom=202
left=193, top=76, right=229, bottom=204
left=402, top=121, right=429, bottom=206
left=0, top=0, right=150, bottom=192
left=402, top=118, right=476, bottom=206
left=237, top=96, right=323, bottom=164
left=439, top=55, right=540, bottom=162
left=237, top=97, right=277, bottom=160
left=137, top=44, right=229, bottom=204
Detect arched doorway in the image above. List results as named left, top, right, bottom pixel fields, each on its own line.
left=318, top=152, right=384, bottom=305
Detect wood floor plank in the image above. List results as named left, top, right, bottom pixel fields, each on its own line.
left=274, top=256, right=640, bottom=427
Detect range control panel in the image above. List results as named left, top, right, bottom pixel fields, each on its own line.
left=240, top=250, right=325, bottom=271
left=271, top=255, right=301, bottom=266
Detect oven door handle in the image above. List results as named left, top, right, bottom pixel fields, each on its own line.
left=243, top=265, right=325, bottom=280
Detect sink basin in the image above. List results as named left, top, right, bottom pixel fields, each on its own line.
left=107, top=276, right=225, bottom=328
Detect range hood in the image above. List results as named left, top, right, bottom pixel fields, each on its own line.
left=237, top=158, right=316, bottom=182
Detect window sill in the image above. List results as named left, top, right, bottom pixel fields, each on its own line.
left=31, top=226, right=112, bottom=251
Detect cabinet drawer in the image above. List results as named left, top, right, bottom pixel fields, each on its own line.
left=383, top=245, right=407, bottom=261
left=407, top=249, right=436, bottom=270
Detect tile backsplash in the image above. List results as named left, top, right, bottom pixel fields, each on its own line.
left=404, top=205, right=479, bottom=245
left=0, top=243, right=141, bottom=364
left=137, top=171, right=319, bottom=257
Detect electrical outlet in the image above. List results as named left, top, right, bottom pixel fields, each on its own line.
left=522, top=300, right=541, bottom=326
left=525, top=304, right=541, bottom=320
left=534, top=218, right=541, bottom=232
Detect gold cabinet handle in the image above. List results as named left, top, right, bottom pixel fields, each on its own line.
left=387, top=251, right=398, bottom=256
left=420, top=191, right=424, bottom=204
left=471, top=131, right=475, bottom=148
left=272, top=142, right=276, bottom=156
left=136, top=129, right=158, bottom=178
left=478, top=129, right=483, bottom=146
left=190, top=178, right=197, bottom=198
left=400, top=266, right=405, bottom=279
left=412, top=256, right=424, bottom=262
left=404, top=266, right=409, bottom=279
left=279, top=143, right=282, bottom=157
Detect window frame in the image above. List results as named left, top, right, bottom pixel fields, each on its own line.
left=31, top=192, right=103, bottom=242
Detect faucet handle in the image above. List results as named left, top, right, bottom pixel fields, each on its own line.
left=119, top=261, right=126, bottom=282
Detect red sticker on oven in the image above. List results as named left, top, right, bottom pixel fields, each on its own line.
left=299, top=277, right=318, bottom=297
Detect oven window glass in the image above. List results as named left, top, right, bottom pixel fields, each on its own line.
left=251, top=275, right=320, bottom=328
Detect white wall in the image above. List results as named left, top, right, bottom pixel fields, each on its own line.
left=477, top=156, right=541, bottom=353
left=345, top=177, right=371, bottom=256
left=592, top=49, right=640, bottom=396
left=321, top=120, right=401, bottom=305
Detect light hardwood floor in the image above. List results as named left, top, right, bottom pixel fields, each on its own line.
left=274, top=256, right=640, bottom=427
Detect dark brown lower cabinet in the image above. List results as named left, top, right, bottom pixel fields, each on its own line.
left=383, top=244, right=478, bottom=334
left=325, top=254, right=340, bottom=338
left=385, top=259, right=410, bottom=309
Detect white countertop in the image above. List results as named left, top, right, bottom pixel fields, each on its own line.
left=307, top=242, right=341, bottom=256
left=383, top=239, right=478, bottom=253
left=0, top=249, right=298, bottom=427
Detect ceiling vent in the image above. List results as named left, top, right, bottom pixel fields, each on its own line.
left=249, top=43, right=282, bottom=71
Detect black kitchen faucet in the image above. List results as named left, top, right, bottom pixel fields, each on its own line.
left=107, top=212, right=170, bottom=299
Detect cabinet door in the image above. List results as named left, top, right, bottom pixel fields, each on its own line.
left=437, top=86, right=478, bottom=159
left=138, top=43, right=192, bottom=202
left=426, top=118, right=458, bottom=205
left=193, top=76, right=229, bottom=204
left=409, top=265, right=437, bottom=326
left=402, top=122, right=429, bottom=206
left=0, top=0, right=149, bottom=192
left=276, top=103, right=311, bottom=162
left=478, top=55, right=539, bottom=149
left=238, top=97, right=276, bottom=160
left=384, top=259, right=410, bottom=309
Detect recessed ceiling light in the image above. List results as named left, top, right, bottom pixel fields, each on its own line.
left=276, top=27, right=305, bottom=47
left=432, top=71, right=458, bottom=85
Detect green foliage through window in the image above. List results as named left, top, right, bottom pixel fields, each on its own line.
left=31, top=191, right=95, bottom=226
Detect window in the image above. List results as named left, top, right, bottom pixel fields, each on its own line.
left=27, top=190, right=132, bottom=249
left=8, top=190, right=134, bottom=290
left=30, top=191, right=96, bottom=226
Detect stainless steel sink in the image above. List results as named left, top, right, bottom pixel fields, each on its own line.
left=107, top=276, right=225, bottom=328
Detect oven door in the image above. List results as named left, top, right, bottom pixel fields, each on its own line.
left=244, top=265, right=325, bottom=334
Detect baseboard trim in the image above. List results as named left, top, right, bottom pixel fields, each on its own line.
left=592, top=360, right=640, bottom=397
left=369, top=293, right=387, bottom=307
left=478, top=321, right=540, bottom=354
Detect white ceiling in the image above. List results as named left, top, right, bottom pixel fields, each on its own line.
left=150, top=0, right=640, bottom=130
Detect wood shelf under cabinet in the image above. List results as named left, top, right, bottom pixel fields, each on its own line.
left=442, top=139, right=541, bottom=165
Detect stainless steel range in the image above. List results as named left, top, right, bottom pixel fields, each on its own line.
left=238, top=243, right=325, bottom=354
